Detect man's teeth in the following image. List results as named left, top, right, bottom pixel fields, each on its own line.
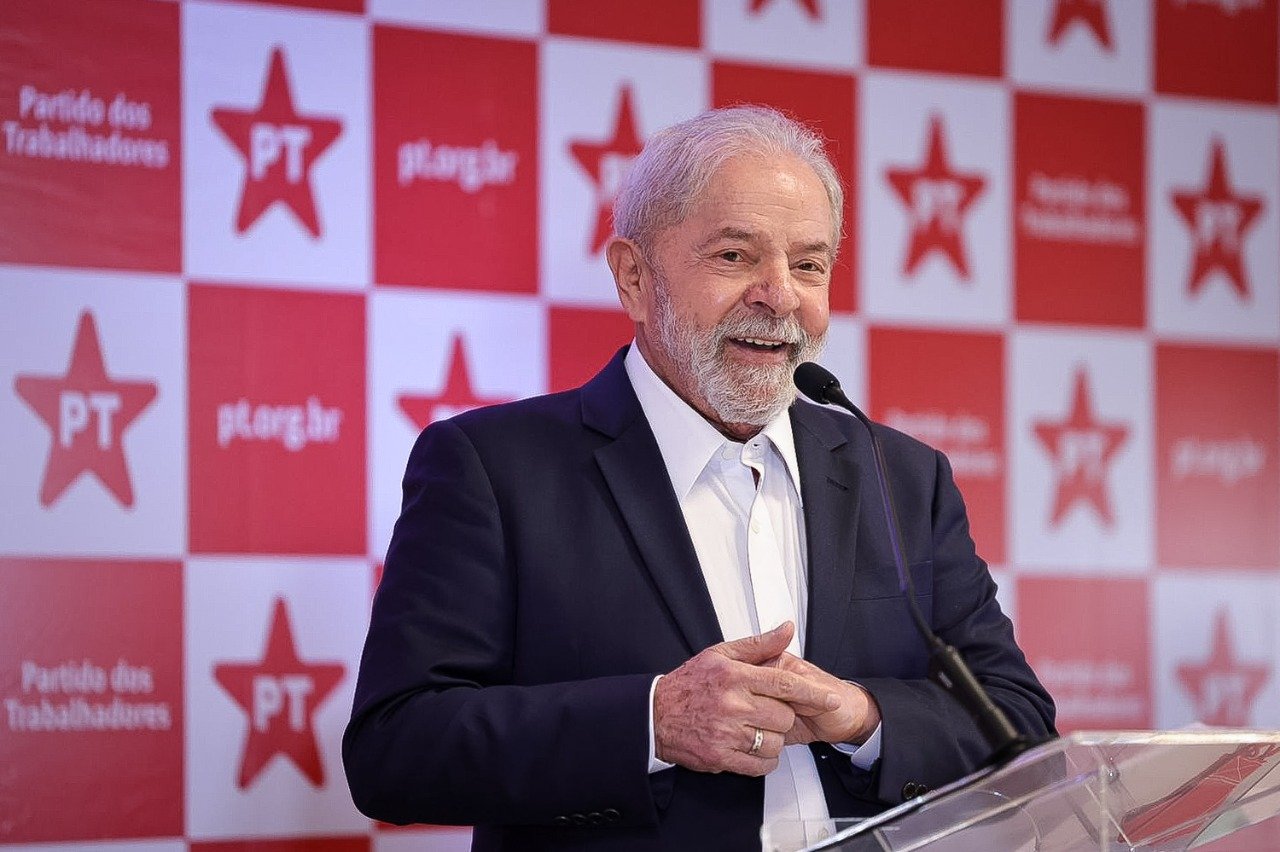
left=734, top=337, right=784, bottom=348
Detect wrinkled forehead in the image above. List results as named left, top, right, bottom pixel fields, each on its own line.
left=677, top=153, right=838, bottom=253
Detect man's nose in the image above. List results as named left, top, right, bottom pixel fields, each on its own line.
left=746, top=262, right=802, bottom=316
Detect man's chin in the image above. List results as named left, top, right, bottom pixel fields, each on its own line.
left=704, top=372, right=797, bottom=427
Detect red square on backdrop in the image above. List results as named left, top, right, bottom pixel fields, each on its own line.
left=374, top=27, right=538, bottom=291
left=0, top=0, right=180, bottom=272
left=188, top=284, right=366, bottom=555
left=1156, top=0, right=1278, bottom=104
left=1014, top=93, right=1146, bottom=328
left=547, top=0, right=700, bottom=48
left=868, top=327, right=1005, bottom=564
left=713, top=63, right=857, bottom=313
left=548, top=306, right=634, bottom=393
left=866, top=0, right=1003, bottom=78
left=1156, top=344, right=1280, bottom=568
left=1017, top=576, right=1152, bottom=732
left=0, top=558, right=183, bottom=842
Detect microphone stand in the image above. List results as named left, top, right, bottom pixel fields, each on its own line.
left=794, top=362, right=1035, bottom=768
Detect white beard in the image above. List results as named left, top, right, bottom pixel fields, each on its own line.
left=650, top=282, right=827, bottom=427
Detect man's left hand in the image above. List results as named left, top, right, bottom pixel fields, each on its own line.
left=773, top=654, right=881, bottom=747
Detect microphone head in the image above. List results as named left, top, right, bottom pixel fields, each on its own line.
left=794, top=361, right=841, bottom=405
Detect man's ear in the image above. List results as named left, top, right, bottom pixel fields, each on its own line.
left=606, top=236, right=648, bottom=323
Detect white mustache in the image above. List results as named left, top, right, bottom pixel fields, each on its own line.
left=714, top=313, right=808, bottom=348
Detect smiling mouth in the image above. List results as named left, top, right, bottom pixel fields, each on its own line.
left=728, top=336, right=790, bottom=353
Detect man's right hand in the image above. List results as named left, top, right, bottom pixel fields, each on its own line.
left=652, top=622, right=840, bottom=777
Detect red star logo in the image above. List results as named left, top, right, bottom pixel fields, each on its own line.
left=211, top=46, right=343, bottom=238
left=1171, top=139, right=1264, bottom=300
left=213, top=598, right=344, bottom=788
left=748, top=0, right=822, bottom=19
left=397, top=335, right=513, bottom=429
left=1032, top=368, right=1129, bottom=528
left=1177, top=609, right=1270, bottom=726
left=13, top=312, right=157, bottom=508
left=885, top=115, right=986, bottom=279
left=1120, top=743, right=1280, bottom=845
left=1048, top=0, right=1113, bottom=50
left=569, top=85, right=644, bottom=256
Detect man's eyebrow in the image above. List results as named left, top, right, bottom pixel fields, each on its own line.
left=697, top=227, right=758, bottom=249
left=794, top=239, right=833, bottom=256
left=697, top=228, right=834, bottom=258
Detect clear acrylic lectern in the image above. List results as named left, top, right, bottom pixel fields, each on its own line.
left=763, top=730, right=1280, bottom=852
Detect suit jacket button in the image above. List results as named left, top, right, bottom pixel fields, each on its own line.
left=587, top=811, right=604, bottom=825
left=553, top=816, right=569, bottom=826
left=901, top=781, right=921, bottom=800
left=570, top=813, right=588, bottom=826
left=603, top=808, right=621, bottom=823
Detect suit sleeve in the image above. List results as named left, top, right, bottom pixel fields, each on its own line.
left=343, top=418, right=661, bottom=828
left=851, top=448, right=1056, bottom=805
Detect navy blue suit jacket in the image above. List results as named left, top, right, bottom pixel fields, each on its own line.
left=344, top=349, right=1055, bottom=851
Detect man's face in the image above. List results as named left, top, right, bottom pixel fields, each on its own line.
left=628, top=153, right=833, bottom=436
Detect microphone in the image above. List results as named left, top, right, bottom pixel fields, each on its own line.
left=794, top=361, right=1033, bottom=766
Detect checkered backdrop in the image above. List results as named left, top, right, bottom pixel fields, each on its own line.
left=2, top=0, right=1279, bottom=846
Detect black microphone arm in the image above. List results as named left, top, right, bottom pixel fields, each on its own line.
left=793, top=361, right=1034, bottom=767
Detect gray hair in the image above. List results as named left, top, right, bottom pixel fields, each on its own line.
left=612, top=105, right=844, bottom=256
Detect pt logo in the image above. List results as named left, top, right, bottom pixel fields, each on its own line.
left=885, top=115, right=986, bottom=280
left=398, top=334, right=512, bottom=429
left=1171, top=139, right=1263, bottom=300
left=748, top=0, right=822, bottom=18
left=1177, top=609, right=1269, bottom=726
left=569, top=84, right=644, bottom=256
left=14, top=311, right=157, bottom=508
left=1032, top=367, right=1129, bottom=528
left=214, top=598, right=344, bottom=788
left=211, top=46, right=343, bottom=238
left=1047, top=0, right=1112, bottom=50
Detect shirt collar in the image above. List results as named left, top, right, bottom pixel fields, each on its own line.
left=624, top=343, right=803, bottom=503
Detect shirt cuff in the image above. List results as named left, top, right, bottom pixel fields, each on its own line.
left=647, top=675, right=677, bottom=774
left=830, top=722, right=882, bottom=771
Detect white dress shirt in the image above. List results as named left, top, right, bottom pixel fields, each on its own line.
left=625, top=345, right=880, bottom=841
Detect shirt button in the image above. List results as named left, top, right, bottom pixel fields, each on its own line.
left=751, top=519, right=760, bottom=533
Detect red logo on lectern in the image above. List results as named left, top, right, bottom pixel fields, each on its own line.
left=214, top=598, right=344, bottom=788
left=14, top=312, right=158, bottom=508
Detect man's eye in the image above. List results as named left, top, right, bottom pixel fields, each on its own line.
left=719, top=250, right=744, bottom=262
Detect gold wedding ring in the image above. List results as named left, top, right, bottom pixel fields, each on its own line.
left=748, top=726, right=764, bottom=756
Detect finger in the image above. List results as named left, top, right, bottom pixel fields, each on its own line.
left=740, top=697, right=796, bottom=734
left=720, top=750, right=780, bottom=778
left=747, top=666, right=840, bottom=713
left=773, top=652, right=823, bottom=678
left=715, top=622, right=794, bottom=665
left=742, top=725, right=786, bottom=760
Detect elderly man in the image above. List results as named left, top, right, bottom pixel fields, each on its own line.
left=344, top=106, right=1055, bottom=851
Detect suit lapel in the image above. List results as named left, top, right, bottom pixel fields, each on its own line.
left=583, top=350, right=724, bottom=655
left=792, top=403, right=864, bottom=672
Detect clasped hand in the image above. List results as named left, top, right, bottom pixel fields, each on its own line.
left=652, top=622, right=881, bottom=776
